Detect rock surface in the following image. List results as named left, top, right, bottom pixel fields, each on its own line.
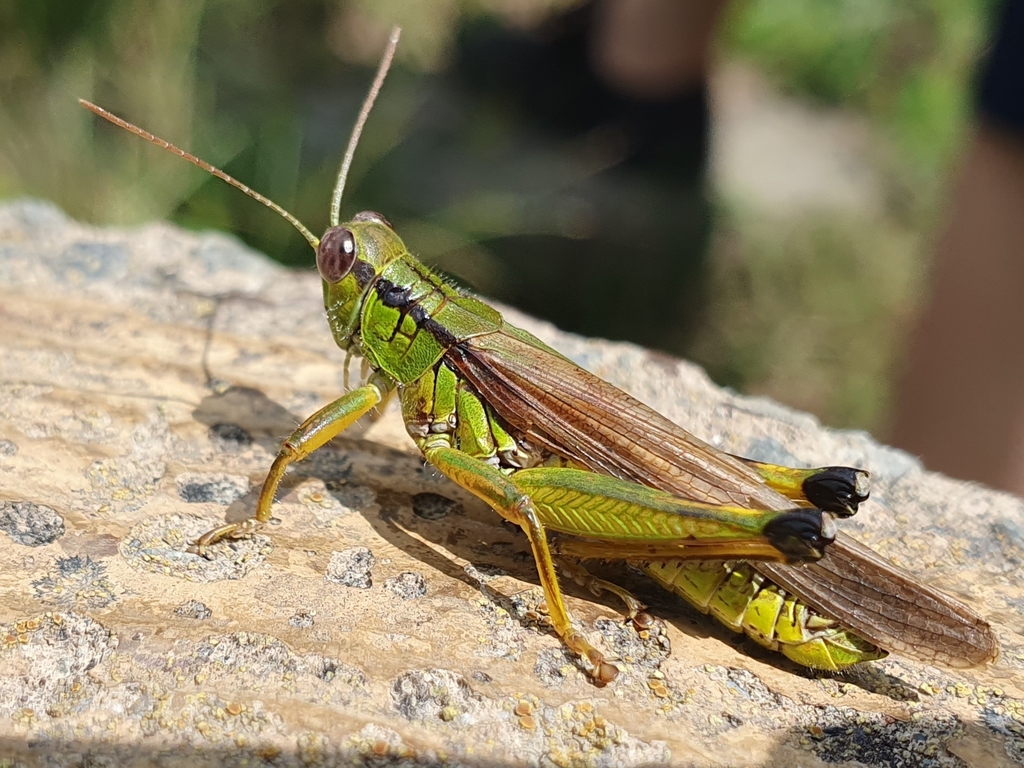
left=0, top=199, right=1022, bottom=767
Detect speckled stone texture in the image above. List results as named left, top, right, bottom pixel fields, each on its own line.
left=1, top=199, right=1022, bottom=768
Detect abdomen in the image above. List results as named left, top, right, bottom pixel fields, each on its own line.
left=642, top=560, right=886, bottom=670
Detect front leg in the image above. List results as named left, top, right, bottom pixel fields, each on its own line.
left=192, top=382, right=385, bottom=553
left=422, top=444, right=620, bottom=684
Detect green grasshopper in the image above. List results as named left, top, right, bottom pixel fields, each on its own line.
left=81, top=28, right=997, bottom=683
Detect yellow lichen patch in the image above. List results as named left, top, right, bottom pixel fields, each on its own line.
left=647, top=677, right=671, bottom=698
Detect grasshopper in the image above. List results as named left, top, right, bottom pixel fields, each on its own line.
left=81, top=28, right=997, bottom=683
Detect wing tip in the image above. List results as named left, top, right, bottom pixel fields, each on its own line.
left=899, top=624, right=1000, bottom=670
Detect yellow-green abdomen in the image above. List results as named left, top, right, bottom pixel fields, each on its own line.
left=642, top=561, right=886, bottom=670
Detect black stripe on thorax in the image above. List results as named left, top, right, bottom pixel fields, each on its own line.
left=422, top=317, right=456, bottom=348
left=352, top=260, right=376, bottom=289
left=377, top=279, right=412, bottom=308
left=374, top=277, right=457, bottom=348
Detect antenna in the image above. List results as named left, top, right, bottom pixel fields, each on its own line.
left=79, top=99, right=320, bottom=249
left=329, top=26, right=401, bottom=227
left=80, top=25, right=403, bottom=249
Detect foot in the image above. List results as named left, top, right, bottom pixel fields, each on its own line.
left=188, top=518, right=265, bottom=557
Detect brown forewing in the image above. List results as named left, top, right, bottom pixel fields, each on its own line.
left=446, top=328, right=998, bottom=668
left=757, top=536, right=997, bottom=667
left=447, top=331, right=781, bottom=509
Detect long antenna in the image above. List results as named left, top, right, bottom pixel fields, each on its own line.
left=330, top=26, right=401, bottom=227
left=79, top=99, right=320, bottom=249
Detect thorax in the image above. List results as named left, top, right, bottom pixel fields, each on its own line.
left=358, top=258, right=501, bottom=385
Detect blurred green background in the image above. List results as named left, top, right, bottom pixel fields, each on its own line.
left=0, top=0, right=998, bottom=439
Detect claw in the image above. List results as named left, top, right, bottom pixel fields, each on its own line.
left=632, top=610, right=657, bottom=631
left=188, top=519, right=265, bottom=558
left=594, top=660, right=620, bottom=685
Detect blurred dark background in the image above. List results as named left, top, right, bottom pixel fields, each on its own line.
left=4, top=0, right=1018, bottom=490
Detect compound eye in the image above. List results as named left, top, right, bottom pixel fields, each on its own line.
left=352, top=210, right=393, bottom=229
left=316, top=226, right=356, bottom=283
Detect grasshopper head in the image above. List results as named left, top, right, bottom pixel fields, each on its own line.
left=316, top=211, right=405, bottom=350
